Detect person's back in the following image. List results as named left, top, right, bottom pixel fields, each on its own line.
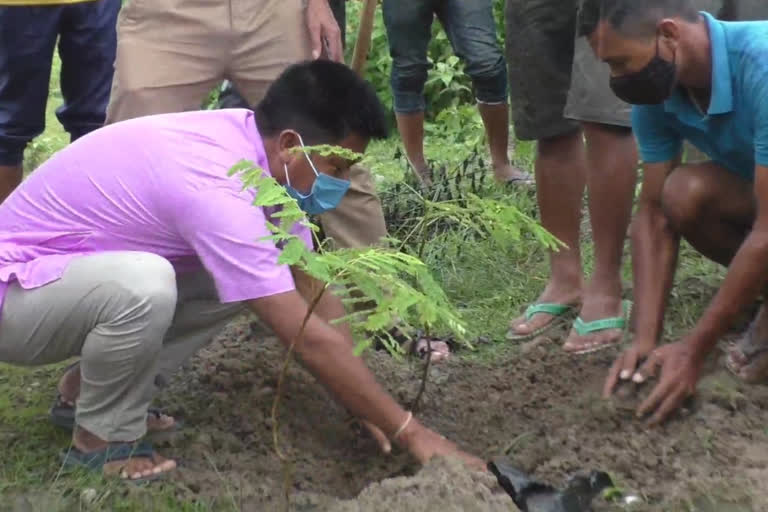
left=0, top=109, right=311, bottom=311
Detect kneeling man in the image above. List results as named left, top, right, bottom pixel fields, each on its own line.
left=0, top=60, right=481, bottom=480
left=580, top=0, right=768, bottom=423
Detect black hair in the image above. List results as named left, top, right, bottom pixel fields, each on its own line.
left=578, top=0, right=700, bottom=38
left=254, top=60, right=388, bottom=145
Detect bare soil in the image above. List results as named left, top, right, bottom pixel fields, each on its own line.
left=150, top=315, right=768, bottom=511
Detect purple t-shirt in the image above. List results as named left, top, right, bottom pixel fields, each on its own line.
left=0, top=109, right=313, bottom=312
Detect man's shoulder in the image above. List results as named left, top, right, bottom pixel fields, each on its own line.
left=723, top=20, right=768, bottom=68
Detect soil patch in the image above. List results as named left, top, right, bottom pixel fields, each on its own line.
left=152, top=315, right=768, bottom=511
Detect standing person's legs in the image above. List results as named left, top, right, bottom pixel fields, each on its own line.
left=105, top=0, right=229, bottom=123
left=231, top=0, right=388, bottom=249
left=505, top=0, right=587, bottom=340
left=0, top=252, right=179, bottom=478
left=0, top=6, right=60, bottom=202
left=560, top=36, right=637, bottom=353
left=437, top=0, right=530, bottom=184
left=381, top=0, right=436, bottom=187
left=56, top=0, right=120, bottom=141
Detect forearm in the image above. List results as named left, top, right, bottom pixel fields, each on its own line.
left=631, top=204, right=681, bottom=347
left=249, top=293, right=407, bottom=436
left=687, top=232, right=768, bottom=361
left=291, top=267, right=353, bottom=339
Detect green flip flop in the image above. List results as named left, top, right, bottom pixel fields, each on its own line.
left=566, top=300, right=633, bottom=355
left=507, top=303, right=577, bottom=342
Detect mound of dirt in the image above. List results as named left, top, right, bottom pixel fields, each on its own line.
left=326, top=457, right=515, bottom=512
left=153, top=315, right=768, bottom=511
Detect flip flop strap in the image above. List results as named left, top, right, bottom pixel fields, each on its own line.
left=524, top=303, right=573, bottom=321
left=572, top=301, right=632, bottom=336
left=65, top=441, right=155, bottom=472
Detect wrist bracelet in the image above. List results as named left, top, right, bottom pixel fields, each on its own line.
left=393, top=411, right=413, bottom=440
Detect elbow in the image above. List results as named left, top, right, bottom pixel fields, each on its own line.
left=747, top=228, right=768, bottom=256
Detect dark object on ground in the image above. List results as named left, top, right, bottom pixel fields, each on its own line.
left=216, top=82, right=250, bottom=110
left=488, top=456, right=613, bottom=512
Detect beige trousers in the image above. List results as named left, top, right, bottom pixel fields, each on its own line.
left=106, top=0, right=387, bottom=248
left=0, top=252, right=242, bottom=442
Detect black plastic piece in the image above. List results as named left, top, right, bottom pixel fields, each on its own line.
left=488, top=456, right=613, bottom=512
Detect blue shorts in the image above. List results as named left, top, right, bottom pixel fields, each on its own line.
left=0, top=0, right=120, bottom=166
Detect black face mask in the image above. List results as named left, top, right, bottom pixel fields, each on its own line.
left=609, top=40, right=677, bottom=105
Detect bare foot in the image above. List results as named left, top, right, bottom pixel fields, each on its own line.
left=57, top=363, right=81, bottom=406
left=415, top=338, right=451, bottom=363
left=508, top=282, right=581, bottom=338
left=74, top=426, right=177, bottom=480
left=726, top=307, right=768, bottom=383
left=563, top=294, right=626, bottom=354
left=493, top=163, right=533, bottom=184
left=104, top=451, right=177, bottom=480
left=412, top=166, right=433, bottom=188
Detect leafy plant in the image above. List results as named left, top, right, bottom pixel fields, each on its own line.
left=229, top=155, right=469, bottom=355
left=400, top=191, right=564, bottom=260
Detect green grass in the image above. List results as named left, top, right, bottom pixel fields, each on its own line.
left=0, top=49, right=725, bottom=510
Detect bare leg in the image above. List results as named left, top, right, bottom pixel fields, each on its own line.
left=728, top=305, right=768, bottom=382
left=476, top=102, right=531, bottom=183
left=658, top=162, right=765, bottom=380
left=564, top=123, right=637, bottom=352
left=662, top=162, right=753, bottom=264
left=509, top=130, right=586, bottom=336
left=0, top=164, right=23, bottom=203
left=395, top=112, right=432, bottom=187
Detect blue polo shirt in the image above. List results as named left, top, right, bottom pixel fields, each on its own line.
left=632, top=12, right=768, bottom=182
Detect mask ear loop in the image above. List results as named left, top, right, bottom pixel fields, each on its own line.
left=296, top=133, right=321, bottom=177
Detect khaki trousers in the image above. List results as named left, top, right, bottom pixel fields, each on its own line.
left=0, top=252, right=243, bottom=442
left=106, top=0, right=387, bottom=248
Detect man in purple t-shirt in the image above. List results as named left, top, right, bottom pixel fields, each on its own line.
left=0, top=61, right=482, bottom=480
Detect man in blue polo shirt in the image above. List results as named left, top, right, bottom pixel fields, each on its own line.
left=579, top=0, right=768, bottom=424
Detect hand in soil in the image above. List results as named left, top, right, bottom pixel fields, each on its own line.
left=603, top=341, right=656, bottom=397
left=634, top=341, right=702, bottom=426
left=399, top=419, right=486, bottom=471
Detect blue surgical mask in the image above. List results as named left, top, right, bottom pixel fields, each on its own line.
left=283, top=134, right=351, bottom=215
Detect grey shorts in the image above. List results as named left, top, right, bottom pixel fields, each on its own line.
left=505, top=0, right=756, bottom=141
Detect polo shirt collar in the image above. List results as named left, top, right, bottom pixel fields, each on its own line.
left=664, top=11, right=733, bottom=116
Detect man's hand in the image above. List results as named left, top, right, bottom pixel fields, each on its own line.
left=603, top=339, right=656, bottom=397
left=397, top=418, right=486, bottom=471
left=633, top=341, right=703, bottom=426
left=306, top=0, right=343, bottom=62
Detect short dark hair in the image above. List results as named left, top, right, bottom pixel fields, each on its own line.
left=578, top=0, right=700, bottom=38
left=254, top=60, right=388, bottom=145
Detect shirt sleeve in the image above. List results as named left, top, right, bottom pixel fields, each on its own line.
left=745, top=57, right=768, bottom=167
left=174, top=189, right=313, bottom=303
left=631, top=104, right=683, bottom=164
